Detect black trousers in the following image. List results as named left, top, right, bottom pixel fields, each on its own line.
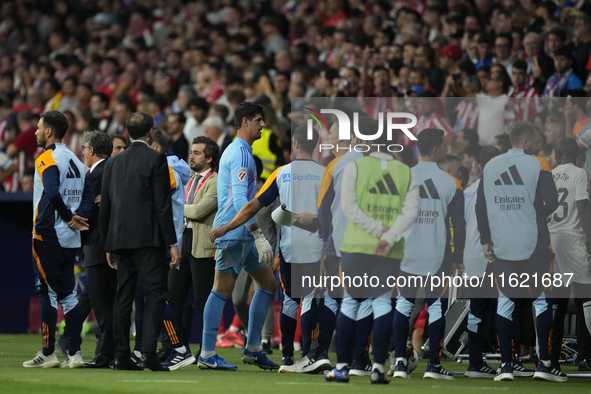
left=551, top=282, right=591, bottom=363
left=168, top=247, right=216, bottom=348
left=113, top=247, right=168, bottom=358
left=86, top=263, right=117, bottom=357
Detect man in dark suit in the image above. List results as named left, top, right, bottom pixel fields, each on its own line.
left=100, top=112, right=181, bottom=372
left=80, top=130, right=116, bottom=368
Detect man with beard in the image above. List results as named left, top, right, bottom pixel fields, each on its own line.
left=23, top=110, right=94, bottom=368
left=167, top=136, right=220, bottom=361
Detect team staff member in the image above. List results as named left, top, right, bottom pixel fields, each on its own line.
left=391, top=128, right=465, bottom=380
left=100, top=112, right=181, bottom=372
left=476, top=122, right=564, bottom=382
left=129, top=129, right=193, bottom=371
left=317, top=123, right=373, bottom=377
left=199, top=102, right=277, bottom=371
left=325, top=117, right=419, bottom=384
left=23, top=110, right=94, bottom=369
left=462, top=146, right=501, bottom=378
left=167, top=136, right=219, bottom=359
left=80, top=130, right=115, bottom=369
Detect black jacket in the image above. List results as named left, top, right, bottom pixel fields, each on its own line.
left=99, top=141, right=177, bottom=252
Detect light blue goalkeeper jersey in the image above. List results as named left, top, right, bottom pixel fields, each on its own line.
left=212, top=138, right=258, bottom=244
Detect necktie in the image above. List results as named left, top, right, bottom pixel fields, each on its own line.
left=187, top=175, right=201, bottom=203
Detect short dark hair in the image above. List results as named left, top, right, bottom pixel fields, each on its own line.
left=111, top=133, right=127, bottom=146
left=23, top=167, right=35, bottom=177
left=509, top=122, right=537, bottom=147
left=548, top=27, right=567, bottom=43
left=192, top=136, right=220, bottom=171
left=513, top=59, right=528, bottom=72
left=211, top=104, right=229, bottom=121
left=554, top=137, right=579, bottom=164
left=187, top=97, right=210, bottom=112
left=233, top=102, right=264, bottom=128
left=126, top=112, right=154, bottom=140
left=40, top=110, right=69, bottom=139
left=83, top=130, right=112, bottom=159
left=496, top=33, right=513, bottom=47
left=494, top=134, right=512, bottom=153
left=461, top=128, right=479, bottom=146
left=479, top=146, right=501, bottom=167
left=323, top=67, right=340, bottom=82
left=151, top=128, right=169, bottom=151
left=227, top=90, right=246, bottom=104
left=416, top=128, right=444, bottom=156
left=292, top=125, right=318, bottom=155
left=92, top=92, right=110, bottom=106
left=411, top=66, right=429, bottom=79
left=169, top=112, right=186, bottom=124
left=463, top=144, right=482, bottom=161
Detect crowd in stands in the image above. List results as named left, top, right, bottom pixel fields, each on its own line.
left=3, top=0, right=591, bottom=191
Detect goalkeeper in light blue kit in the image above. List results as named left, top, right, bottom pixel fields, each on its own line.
left=197, top=102, right=278, bottom=371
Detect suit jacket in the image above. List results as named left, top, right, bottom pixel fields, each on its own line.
left=184, top=171, right=218, bottom=258
left=82, top=159, right=108, bottom=267
left=100, top=141, right=177, bottom=252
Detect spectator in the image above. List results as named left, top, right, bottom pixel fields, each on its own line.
left=106, top=97, right=134, bottom=135
left=262, top=15, right=289, bottom=56
left=476, top=67, right=514, bottom=146
left=0, top=111, right=38, bottom=191
left=414, top=44, right=445, bottom=94
left=203, top=116, right=232, bottom=155
left=198, top=62, right=224, bottom=105
left=544, top=47, right=584, bottom=97
left=208, top=104, right=230, bottom=127
left=90, top=93, right=111, bottom=132
left=21, top=167, right=34, bottom=192
left=165, top=113, right=189, bottom=162
left=494, top=33, right=514, bottom=76
left=57, top=77, right=80, bottom=112
left=509, top=59, right=542, bottom=123
left=564, top=90, right=590, bottom=139
left=184, top=97, right=209, bottom=145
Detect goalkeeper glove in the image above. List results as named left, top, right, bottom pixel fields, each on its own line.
left=252, top=228, right=273, bottom=264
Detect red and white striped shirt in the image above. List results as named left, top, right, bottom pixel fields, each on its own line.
left=362, top=89, right=398, bottom=119
left=509, top=85, right=543, bottom=123
left=454, top=100, right=479, bottom=134
left=415, top=111, right=454, bottom=138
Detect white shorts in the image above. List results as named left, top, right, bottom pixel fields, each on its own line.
left=550, top=233, right=591, bottom=284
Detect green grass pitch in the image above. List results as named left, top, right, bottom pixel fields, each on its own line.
left=0, top=334, right=589, bottom=393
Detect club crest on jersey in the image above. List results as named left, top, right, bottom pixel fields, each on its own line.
left=237, top=168, right=247, bottom=181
